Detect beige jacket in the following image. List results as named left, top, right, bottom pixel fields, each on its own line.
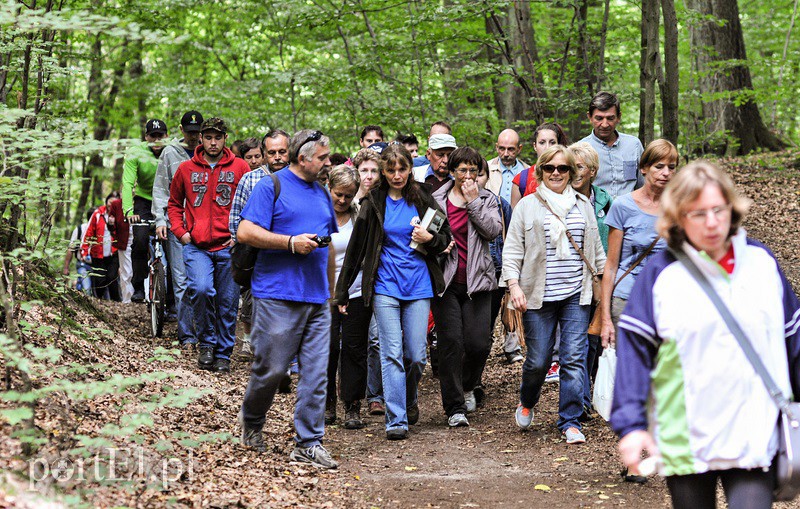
left=485, top=157, right=528, bottom=197
left=501, top=192, right=606, bottom=309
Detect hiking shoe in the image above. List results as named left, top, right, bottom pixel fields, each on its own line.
left=289, top=444, right=338, bottom=469
left=197, top=347, right=214, bottom=370
left=386, top=428, right=408, bottom=440
left=368, top=401, right=385, bottom=415
left=180, top=342, right=196, bottom=353
left=506, top=352, right=524, bottom=364
left=515, top=404, right=533, bottom=430
left=407, top=403, right=419, bottom=425
left=464, top=391, right=477, bottom=413
left=473, top=385, right=486, bottom=408
left=325, top=404, right=336, bottom=425
left=448, top=413, right=469, bottom=428
left=545, top=362, right=560, bottom=383
left=343, top=409, right=365, bottom=430
left=131, top=289, right=145, bottom=303
left=212, top=358, right=230, bottom=373
left=238, top=411, right=265, bottom=453
left=563, top=427, right=586, bottom=444
left=278, top=372, right=292, bottom=394
left=237, top=339, right=254, bottom=361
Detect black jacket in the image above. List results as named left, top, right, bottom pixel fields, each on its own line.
left=335, top=185, right=452, bottom=306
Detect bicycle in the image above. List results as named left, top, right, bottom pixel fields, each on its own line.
left=132, top=220, right=167, bottom=338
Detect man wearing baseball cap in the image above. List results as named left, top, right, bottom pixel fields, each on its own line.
left=412, top=133, right=457, bottom=193
left=168, top=117, right=250, bottom=373
left=152, top=110, right=204, bottom=348
left=122, top=118, right=168, bottom=303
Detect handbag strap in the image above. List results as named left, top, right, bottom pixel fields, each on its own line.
left=671, top=247, right=795, bottom=417
left=535, top=192, right=597, bottom=276
left=613, top=236, right=660, bottom=293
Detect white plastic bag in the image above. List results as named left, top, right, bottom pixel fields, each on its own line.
left=592, top=346, right=617, bottom=421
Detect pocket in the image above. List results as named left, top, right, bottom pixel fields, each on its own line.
left=623, top=160, right=638, bottom=182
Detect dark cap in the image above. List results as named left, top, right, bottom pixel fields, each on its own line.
left=201, top=117, right=227, bottom=134
left=145, top=119, right=167, bottom=136
left=367, top=142, right=389, bottom=154
left=180, top=111, right=203, bottom=133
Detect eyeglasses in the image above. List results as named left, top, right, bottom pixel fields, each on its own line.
left=294, top=130, right=323, bottom=159
left=684, top=204, right=732, bottom=223
left=541, top=164, right=571, bottom=174
left=454, top=167, right=479, bottom=176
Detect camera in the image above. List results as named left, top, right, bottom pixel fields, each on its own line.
left=313, top=235, right=332, bottom=248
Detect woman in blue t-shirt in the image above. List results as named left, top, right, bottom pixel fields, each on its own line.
left=599, top=138, right=677, bottom=481
left=335, top=144, right=452, bottom=441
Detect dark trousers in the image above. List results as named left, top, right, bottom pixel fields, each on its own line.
left=90, top=256, right=120, bottom=301
left=431, top=284, right=492, bottom=416
left=131, top=196, right=154, bottom=291
left=329, top=297, right=371, bottom=407
left=666, top=467, right=774, bottom=509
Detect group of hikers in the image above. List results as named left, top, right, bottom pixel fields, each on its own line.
left=65, top=91, right=800, bottom=509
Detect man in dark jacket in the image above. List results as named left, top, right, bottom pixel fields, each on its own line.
left=168, top=118, right=249, bottom=373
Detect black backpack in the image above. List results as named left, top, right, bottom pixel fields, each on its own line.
left=230, top=173, right=280, bottom=288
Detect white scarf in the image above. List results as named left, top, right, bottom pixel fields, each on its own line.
left=538, top=184, right=578, bottom=260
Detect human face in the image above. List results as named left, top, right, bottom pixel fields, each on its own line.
left=680, top=184, right=732, bottom=261
left=264, top=136, right=289, bottom=172
left=571, top=157, right=595, bottom=195
left=181, top=128, right=201, bottom=151
left=496, top=137, right=520, bottom=167
left=201, top=131, right=226, bottom=158
left=360, top=130, right=383, bottom=148
left=588, top=107, right=621, bottom=143
left=357, top=159, right=380, bottom=192
left=535, top=129, right=558, bottom=156
left=427, top=147, right=454, bottom=178
left=540, top=153, right=571, bottom=194
left=383, top=161, right=411, bottom=191
left=452, top=162, right=479, bottom=188
left=242, top=147, right=264, bottom=170
left=404, top=143, right=419, bottom=158
left=475, top=169, right=489, bottom=189
left=299, top=143, right=331, bottom=182
left=145, top=132, right=167, bottom=157
left=643, top=157, right=677, bottom=192
left=331, top=184, right=357, bottom=214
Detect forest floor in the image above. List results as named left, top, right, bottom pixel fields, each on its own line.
left=3, top=151, right=800, bottom=508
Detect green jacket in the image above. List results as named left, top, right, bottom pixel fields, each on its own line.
left=592, top=184, right=613, bottom=253
left=122, top=141, right=159, bottom=215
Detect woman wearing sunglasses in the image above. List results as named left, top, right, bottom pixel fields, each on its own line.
left=502, top=145, right=606, bottom=444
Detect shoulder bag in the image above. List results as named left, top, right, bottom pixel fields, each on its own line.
left=230, top=173, right=280, bottom=288
left=673, top=247, right=800, bottom=502
left=498, top=197, right=525, bottom=340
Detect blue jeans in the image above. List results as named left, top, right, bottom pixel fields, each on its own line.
left=76, top=259, right=92, bottom=295
left=366, top=314, right=383, bottom=404
left=167, top=231, right=196, bottom=344
left=242, top=299, right=330, bottom=447
left=182, top=243, right=239, bottom=359
left=520, top=292, right=590, bottom=431
left=372, top=294, right=429, bottom=431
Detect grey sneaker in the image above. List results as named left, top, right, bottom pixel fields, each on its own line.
left=448, top=412, right=469, bottom=427
left=464, top=391, right=477, bottom=413
left=515, top=404, right=533, bottom=430
left=238, top=338, right=254, bottom=361
left=563, top=427, right=586, bottom=444
left=238, top=411, right=265, bottom=452
left=289, top=444, right=338, bottom=469
left=505, top=351, right=524, bottom=364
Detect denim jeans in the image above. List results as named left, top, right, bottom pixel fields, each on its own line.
left=366, top=315, right=383, bottom=404
left=372, top=294, right=429, bottom=431
left=76, top=259, right=92, bottom=295
left=182, top=243, right=239, bottom=359
left=242, top=299, right=330, bottom=447
left=520, top=291, right=590, bottom=431
left=166, top=230, right=195, bottom=344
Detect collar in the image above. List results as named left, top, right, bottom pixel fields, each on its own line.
left=590, top=130, right=621, bottom=147
left=681, top=229, right=747, bottom=280
left=425, top=165, right=452, bottom=181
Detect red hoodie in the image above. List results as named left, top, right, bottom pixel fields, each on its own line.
left=81, top=205, right=117, bottom=259
left=168, top=146, right=249, bottom=251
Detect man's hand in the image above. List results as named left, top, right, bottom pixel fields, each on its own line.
left=462, top=179, right=480, bottom=203
left=222, top=238, right=235, bottom=248
left=127, top=214, right=141, bottom=224
left=180, top=233, right=192, bottom=245
left=156, top=226, right=168, bottom=240
left=292, top=234, right=319, bottom=255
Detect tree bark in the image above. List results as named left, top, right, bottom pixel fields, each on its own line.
left=659, top=0, right=679, bottom=145
left=639, top=0, right=659, bottom=146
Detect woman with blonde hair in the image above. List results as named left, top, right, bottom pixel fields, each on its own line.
left=612, top=161, right=800, bottom=508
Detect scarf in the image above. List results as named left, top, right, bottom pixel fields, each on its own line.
left=538, top=184, right=578, bottom=260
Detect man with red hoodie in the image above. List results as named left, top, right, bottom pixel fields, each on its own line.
left=168, top=118, right=250, bottom=373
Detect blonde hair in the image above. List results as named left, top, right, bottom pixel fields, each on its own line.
left=640, top=139, right=678, bottom=170
left=567, top=142, right=599, bottom=181
left=657, top=160, right=750, bottom=250
left=534, top=145, right=576, bottom=183
left=328, top=164, right=360, bottom=218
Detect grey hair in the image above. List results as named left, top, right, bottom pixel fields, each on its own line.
left=289, top=129, right=330, bottom=164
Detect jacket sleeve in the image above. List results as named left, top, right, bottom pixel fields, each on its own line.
left=335, top=204, right=370, bottom=305
left=168, top=167, right=188, bottom=239
left=500, top=202, right=526, bottom=282
left=777, top=256, right=800, bottom=400
left=466, top=192, right=502, bottom=241
left=152, top=149, right=172, bottom=228
left=121, top=148, right=138, bottom=216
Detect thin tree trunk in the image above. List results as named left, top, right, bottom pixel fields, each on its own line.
left=660, top=0, right=679, bottom=145
left=773, top=0, right=799, bottom=124
left=596, top=0, right=611, bottom=90
left=639, top=0, right=659, bottom=145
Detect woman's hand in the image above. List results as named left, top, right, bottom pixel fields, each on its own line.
left=462, top=179, right=480, bottom=203
left=338, top=304, right=348, bottom=315
left=412, top=225, right=433, bottom=244
left=619, top=430, right=659, bottom=471
left=441, top=240, right=456, bottom=255
left=600, top=316, right=616, bottom=348
left=509, top=283, right=527, bottom=312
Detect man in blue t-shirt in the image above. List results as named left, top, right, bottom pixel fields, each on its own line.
left=236, top=129, right=339, bottom=470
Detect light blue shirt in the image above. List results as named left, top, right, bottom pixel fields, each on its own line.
left=581, top=131, right=644, bottom=199
left=499, top=160, right=525, bottom=203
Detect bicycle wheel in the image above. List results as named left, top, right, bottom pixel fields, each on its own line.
left=149, top=261, right=166, bottom=338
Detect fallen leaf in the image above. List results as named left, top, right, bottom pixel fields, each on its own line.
left=404, top=466, right=417, bottom=471
left=534, top=484, right=551, bottom=492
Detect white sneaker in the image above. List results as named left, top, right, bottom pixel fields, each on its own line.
left=448, top=413, right=469, bottom=427
left=464, top=391, right=477, bottom=413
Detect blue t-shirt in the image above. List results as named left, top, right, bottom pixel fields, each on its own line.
left=374, top=196, right=434, bottom=300
left=240, top=169, right=337, bottom=304
left=604, top=193, right=666, bottom=300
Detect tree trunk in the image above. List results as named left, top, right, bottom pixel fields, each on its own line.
left=659, top=0, right=679, bottom=145
left=639, top=0, right=659, bottom=146
left=685, top=0, right=784, bottom=155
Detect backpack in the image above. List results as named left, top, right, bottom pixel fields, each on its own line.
left=517, top=169, right=529, bottom=196
left=230, top=173, right=280, bottom=288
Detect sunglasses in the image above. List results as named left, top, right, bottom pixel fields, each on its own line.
left=541, top=164, right=571, bottom=174
left=295, top=130, right=323, bottom=159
